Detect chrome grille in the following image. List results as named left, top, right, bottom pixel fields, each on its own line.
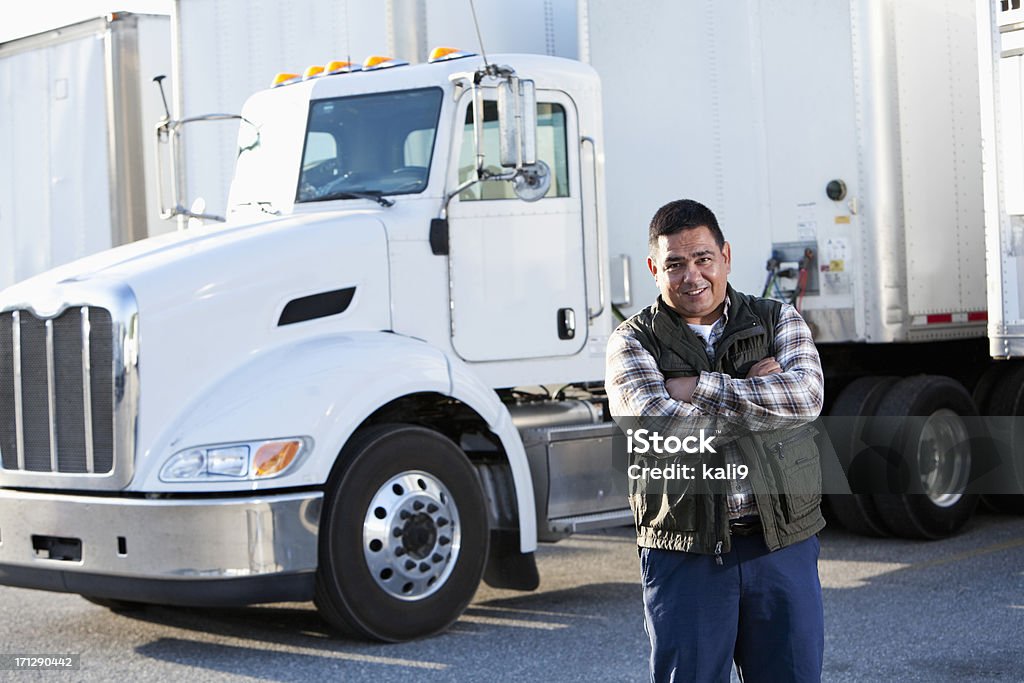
left=0, top=307, right=115, bottom=474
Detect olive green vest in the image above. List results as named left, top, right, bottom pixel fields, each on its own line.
left=620, top=285, right=825, bottom=554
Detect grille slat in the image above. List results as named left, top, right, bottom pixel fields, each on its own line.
left=21, top=315, right=51, bottom=472
left=82, top=308, right=94, bottom=473
left=13, top=311, right=24, bottom=468
left=0, top=313, right=15, bottom=470
left=54, top=312, right=87, bottom=473
left=89, top=309, right=114, bottom=474
left=46, top=319, right=58, bottom=471
left=0, top=307, right=116, bottom=475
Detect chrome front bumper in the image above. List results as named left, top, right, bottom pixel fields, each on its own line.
left=0, top=489, right=321, bottom=605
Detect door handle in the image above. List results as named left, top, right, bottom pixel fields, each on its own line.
left=558, top=308, right=576, bottom=340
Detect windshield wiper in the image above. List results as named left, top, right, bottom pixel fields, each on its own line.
left=314, top=190, right=395, bottom=207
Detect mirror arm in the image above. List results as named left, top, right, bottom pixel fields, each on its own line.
left=441, top=178, right=480, bottom=220
left=155, top=112, right=249, bottom=227
left=472, top=81, right=486, bottom=176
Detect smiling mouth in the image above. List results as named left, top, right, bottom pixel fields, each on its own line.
left=684, top=287, right=708, bottom=296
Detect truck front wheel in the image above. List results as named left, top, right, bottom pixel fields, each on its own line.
left=315, top=424, right=489, bottom=641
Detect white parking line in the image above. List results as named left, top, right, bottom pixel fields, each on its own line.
left=458, top=614, right=568, bottom=630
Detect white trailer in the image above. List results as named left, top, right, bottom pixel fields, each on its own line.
left=0, top=13, right=171, bottom=290
left=579, top=0, right=1019, bottom=538
left=0, top=0, right=1020, bottom=641
left=986, top=0, right=1024, bottom=358
left=977, top=0, right=1024, bottom=514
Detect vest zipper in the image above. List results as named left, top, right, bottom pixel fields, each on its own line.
left=769, top=425, right=819, bottom=460
left=714, top=494, right=724, bottom=565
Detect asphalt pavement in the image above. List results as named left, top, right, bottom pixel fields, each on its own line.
left=1, top=510, right=1022, bottom=682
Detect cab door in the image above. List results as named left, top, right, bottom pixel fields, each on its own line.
left=446, top=91, right=587, bottom=362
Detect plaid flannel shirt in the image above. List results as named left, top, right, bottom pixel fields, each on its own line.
left=606, top=297, right=824, bottom=519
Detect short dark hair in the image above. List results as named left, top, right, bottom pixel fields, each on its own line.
left=648, top=199, right=725, bottom=253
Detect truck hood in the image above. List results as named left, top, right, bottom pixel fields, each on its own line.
left=0, top=209, right=386, bottom=315
left=0, top=209, right=394, bottom=491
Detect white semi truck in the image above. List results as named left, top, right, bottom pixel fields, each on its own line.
left=0, top=0, right=1022, bottom=641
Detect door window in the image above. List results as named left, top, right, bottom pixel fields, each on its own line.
left=457, top=101, right=569, bottom=201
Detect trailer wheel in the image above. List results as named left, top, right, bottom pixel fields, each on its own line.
left=869, top=376, right=979, bottom=539
left=314, top=424, right=488, bottom=641
left=977, top=363, right=1024, bottom=514
left=826, top=376, right=898, bottom=537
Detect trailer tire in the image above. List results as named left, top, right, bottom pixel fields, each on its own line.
left=972, top=363, right=1004, bottom=414
left=869, top=376, right=979, bottom=539
left=826, top=376, right=898, bottom=537
left=977, top=362, right=1024, bottom=514
left=315, top=424, right=488, bottom=641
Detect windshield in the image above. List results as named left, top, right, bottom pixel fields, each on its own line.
left=296, top=87, right=444, bottom=203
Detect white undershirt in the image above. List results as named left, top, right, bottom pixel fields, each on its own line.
left=687, top=322, right=716, bottom=347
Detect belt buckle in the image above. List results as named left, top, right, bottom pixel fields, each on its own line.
left=729, top=516, right=761, bottom=537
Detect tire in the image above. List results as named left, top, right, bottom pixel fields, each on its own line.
left=826, top=376, right=898, bottom=537
left=972, top=363, right=1003, bottom=414
left=977, top=362, right=1024, bottom=514
left=314, top=424, right=489, bottom=641
left=869, top=376, right=980, bottom=539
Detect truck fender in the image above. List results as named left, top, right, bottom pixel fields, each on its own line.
left=138, top=331, right=450, bottom=491
left=446, top=356, right=537, bottom=554
left=137, top=331, right=537, bottom=552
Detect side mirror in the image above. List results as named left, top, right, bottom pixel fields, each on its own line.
left=512, top=159, right=551, bottom=202
left=497, top=77, right=537, bottom=168
left=445, top=68, right=548, bottom=214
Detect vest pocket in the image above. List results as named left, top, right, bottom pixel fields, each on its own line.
left=630, top=490, right=704, bottom=534
left=765, top=425, right=822, bottom=523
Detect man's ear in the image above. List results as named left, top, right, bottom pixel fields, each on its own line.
left=647, top=256, right=658, bottom=279
left=722, top=242, right=732, bottom=274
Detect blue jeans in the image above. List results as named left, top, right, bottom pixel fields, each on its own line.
left=640, top=535, right=823, bottom=683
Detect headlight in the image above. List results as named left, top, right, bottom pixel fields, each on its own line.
left=207, top=446, right=250, bottom=477
left=163, top=449, right=207, bottom=479
left=160, top=437, right=310, bottom=482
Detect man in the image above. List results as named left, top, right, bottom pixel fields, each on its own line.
left=605, top=199, right=825, bottom=682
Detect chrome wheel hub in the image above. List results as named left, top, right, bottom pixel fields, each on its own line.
left=362, top=470, right=461, bottom=600
left=917, top=409, right=970, bottom=507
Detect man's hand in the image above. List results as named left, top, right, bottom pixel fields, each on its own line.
left=747, top=356, right=782, bottom=378
left=666, top=376, right=699, bottom=403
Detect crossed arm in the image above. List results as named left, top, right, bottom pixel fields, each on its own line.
left=664, top=356, right=781, bottom=404
left=605, top=304, right=824, bottom=424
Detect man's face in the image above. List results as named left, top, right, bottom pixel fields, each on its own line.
left=648, top=226, right=731, bottom=325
